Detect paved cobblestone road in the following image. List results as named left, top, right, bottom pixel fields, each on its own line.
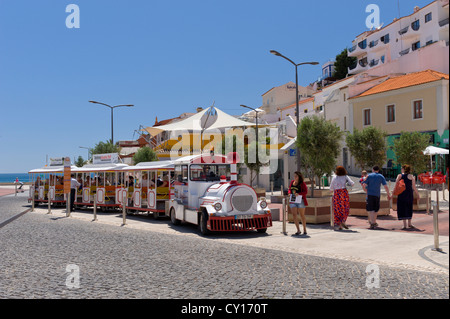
left=0, top=195, right=448, bottom=300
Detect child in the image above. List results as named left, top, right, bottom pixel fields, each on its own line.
left=359, top=170, right=368, bottom=185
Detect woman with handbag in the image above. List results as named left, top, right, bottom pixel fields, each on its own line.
left=395, top=164, right=420, bottom=230
left=288, top=171, right=308, bottom=236
left=329, top=166, right=355, bottom=230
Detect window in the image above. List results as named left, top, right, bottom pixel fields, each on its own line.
left=174, top=165, right=188, bottom=183
left=425, top=12, right=432, bottom=23
left=413, top=100, right=423, bottom=119
left=412, top=41, right=421, bottom=51
left=189, top=164, right=230, bottom=182
left=358, top=39, right=367, bottom=49
left=381, top=33, right=390, bottom=44
left=411, top=20, right=420, bottom=31
left=363, top=109, right=371, bottom=126
left=387, top=105, right=395, bottom=123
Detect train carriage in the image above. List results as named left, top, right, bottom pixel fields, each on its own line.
left=28, top=161, right=78, bottom=206
left=72, top=162, right=129, bottom=210
left=119, top=161, right=174, bottom=218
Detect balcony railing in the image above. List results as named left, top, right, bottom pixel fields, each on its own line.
left=369, top=59, right=379, bottom=67
left=348, top=45, right=356, bottom=53
left=399, top=48, right=410, bottom=56
left=369, top=40, right=379, bottom=48
left=439, top=18, right=449, bottom=27
left=358, top=57, right=368, bottom=67
left=398, top=26, right=409, bottom=35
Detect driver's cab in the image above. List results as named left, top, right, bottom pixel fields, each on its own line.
left=172, top=154, right=230, bottom=210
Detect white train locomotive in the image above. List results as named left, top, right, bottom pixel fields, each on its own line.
left=166, top=152, right=272, bottom=235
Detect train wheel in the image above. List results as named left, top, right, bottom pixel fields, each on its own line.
left=199, top=211, right=210, bottom=236
left=170, top=207, right=181, bottom=225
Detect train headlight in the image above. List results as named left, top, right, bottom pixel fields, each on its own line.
left=214, top=202, right=222, bottom=211
left=260, top=200, right=268, bottom=209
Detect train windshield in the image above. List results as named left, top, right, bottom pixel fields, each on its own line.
left=190, top=164, right=230, bottom=182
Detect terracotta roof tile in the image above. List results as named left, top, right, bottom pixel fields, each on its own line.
left=351, top=70, right=449, bottom=99
left=280, top=97, right=315, bottom=111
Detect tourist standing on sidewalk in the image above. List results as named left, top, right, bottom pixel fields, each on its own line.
left=70, top=174, right=80, bottom=212
left=362, top=166, right=391, bottom=229
left=330, top=166, right=355, bottom=230
left=288, top=171, right=308, bottom=236
left=395, top=164, right=420, bottom=230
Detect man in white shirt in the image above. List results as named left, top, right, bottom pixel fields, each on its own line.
left=70, top=174, right=81, bottom=212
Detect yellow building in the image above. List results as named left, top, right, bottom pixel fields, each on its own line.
left=349, top=69, right=449, bottom=175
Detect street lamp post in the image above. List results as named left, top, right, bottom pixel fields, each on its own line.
left=89, top=101, right=134, bottom=145
left=270, top=50, right=318, bottom=172
left=241, top=104, right=262, bottom=188
left=79, top=146, right=91, bottom=161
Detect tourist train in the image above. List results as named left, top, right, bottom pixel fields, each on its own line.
left=28, top=152, right=272, bottom=235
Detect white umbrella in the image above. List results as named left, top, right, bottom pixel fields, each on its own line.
left=423, top=146, right=449, bottom=172
left=423, top=146, right=449, bottom=155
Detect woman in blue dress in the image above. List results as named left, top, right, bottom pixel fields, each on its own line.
left=395, top=164, right=420, bottom=230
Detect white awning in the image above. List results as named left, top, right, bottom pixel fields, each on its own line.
left=143, top=106, right=258, bottom=134
left=204, top=107, right=256, bottom=131
left=145, top=107, right=211, bottom=133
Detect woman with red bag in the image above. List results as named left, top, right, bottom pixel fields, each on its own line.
left=395, top=164, right=420, bottom=230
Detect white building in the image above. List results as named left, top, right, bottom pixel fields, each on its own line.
left=348, top=0, right=449, bottom=76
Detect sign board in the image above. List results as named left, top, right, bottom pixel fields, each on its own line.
left=49, top=157, right=64, bottom=166
left=92, top=153, right=120, bottom=165
left=289, top=149, right=297, bottom=157
left=64, top=157, right=71, bottom=194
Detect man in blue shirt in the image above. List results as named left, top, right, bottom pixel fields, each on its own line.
left=362, top=166, right=391, bottom=229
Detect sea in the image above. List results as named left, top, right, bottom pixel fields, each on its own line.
left=0, top=173, right=30, bottom=184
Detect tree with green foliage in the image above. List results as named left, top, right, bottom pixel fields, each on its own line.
left=90, top=139, right=120, bottom=157
left=346, top=127, right=387, bottom=171
left=132, top=146, right=158, bottom=165
left=392, top=131, right=429, bottom=174
left=334, top=49, right=357, bottom=80
left=75, top=156, right=87, bottom=167
left=297, top=116, right=344, bottom=196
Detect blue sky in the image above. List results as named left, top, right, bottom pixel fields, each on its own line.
left=0, top=0, right=433, bottom=173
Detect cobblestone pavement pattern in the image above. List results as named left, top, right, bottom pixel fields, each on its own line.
left=0, top=195, right=448, bottom=299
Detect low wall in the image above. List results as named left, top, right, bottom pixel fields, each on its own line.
left=349, top=192, right=390, bottom=216
left=288, top=196, right=332, bottom=224
left=392, top=189, right=431, bottom=211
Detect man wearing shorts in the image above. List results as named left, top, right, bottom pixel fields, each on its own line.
left=362, top=166, right=391, bottom=229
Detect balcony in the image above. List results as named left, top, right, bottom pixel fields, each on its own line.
left=347, top=43, right=366, bottom=57
left=358, top=57, right=369, bottom=67
left=398, top=26, right=409, bottom=35
left=348, top=45, right=356, bottom=53
left=369, top=40, right=379, bottom=48
left=399, top=48, right=410, bottom=56
left=369, top=59, right=379, bottom=67
left=439, top=18, right=449, bottom=27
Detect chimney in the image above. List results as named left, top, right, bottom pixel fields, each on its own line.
left=196, top=107, right=203, bottom=113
